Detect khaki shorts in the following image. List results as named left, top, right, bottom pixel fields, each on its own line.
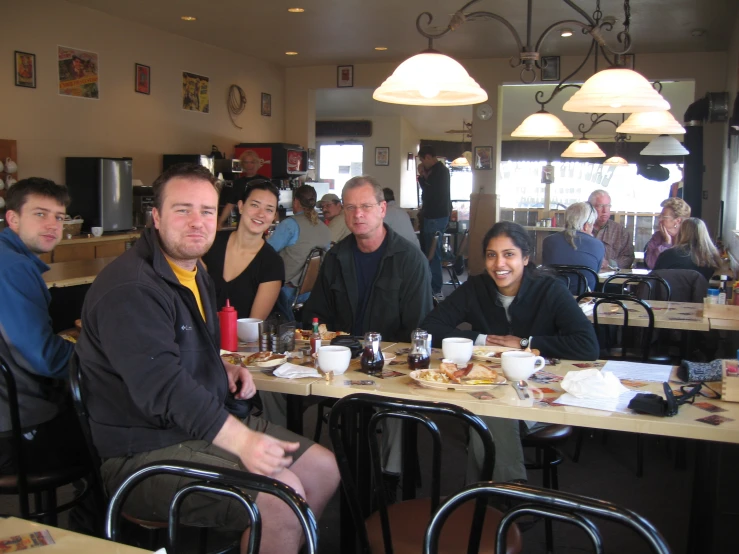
left=100, top=415, right=313, bottom=531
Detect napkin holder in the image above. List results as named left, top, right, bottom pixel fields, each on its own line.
left=721, top=359, right=739, bottom=403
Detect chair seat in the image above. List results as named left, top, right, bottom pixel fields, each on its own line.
left=366, top=498, right=522, bottom=554
left=522, top=424, right=573, bottom=445
left=0, top=465, right=89, bottom=493
left=122, top=512, right=169, bottom=529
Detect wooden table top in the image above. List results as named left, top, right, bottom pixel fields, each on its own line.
left=587, top=299, right=710, bottom=331
left=0, top=517, right=151, bottom=553
left=43, top=256, right=118, bottom=288
left=258, top=342, right=739, bottom=445
left=57, top=231, right=140, bottom=245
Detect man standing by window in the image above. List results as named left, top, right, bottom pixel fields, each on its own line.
left=588, top=189, right=635, bottom=270
left=417, top=146, right=451, bottom=301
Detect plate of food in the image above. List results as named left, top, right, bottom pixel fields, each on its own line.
left=294, top=326, right=350, bottom=344
left=221, top=352, right=247, bottom=366
left=244, top=351, right=288, bottom=367
left=471, top=346, right=540, bottom=363
left=410, top=362, right=505, bottom=391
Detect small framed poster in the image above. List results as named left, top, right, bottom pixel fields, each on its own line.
left=261, top=92, right=272, bottom=116
left=337, top=65, right=354, bottom=88
left=135, top=63, right=150, bottom=94
left=541, top=56, right=560, bottom=81
left=15, top=51, right=36, bottom=88
left=375, top=147, right=389, bottom=166
left=474, top=146, right=493, bottom=170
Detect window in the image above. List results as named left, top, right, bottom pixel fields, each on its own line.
left=318, top=144, right=363, bottom=196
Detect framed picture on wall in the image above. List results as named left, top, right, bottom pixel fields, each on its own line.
left=135, top=63, right=150, bottom=94
left=375, top=147, right=389, bottom=166
left=261, top=92, right=272, bottom=116
left=474, top=146, right=493, bottom=170
left=15, top=51, right=36, bottom=88
left=337, top=65, right=354, bottom=87
left=541, top=56, right=560, bottom=81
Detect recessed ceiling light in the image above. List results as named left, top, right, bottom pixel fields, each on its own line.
left=375, top=47, right=388, bottom=51
left=181, top=16, right=197, bottom=21
left=560, top=28, right=573, bottom=37
left=287, top=8, right=305, bottom=13
left=285, top=51, right=299, bottom=56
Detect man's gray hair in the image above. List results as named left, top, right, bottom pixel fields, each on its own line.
left=587, top=189, right=610, bottom=204
left=341, top=175, right=384, bottom=203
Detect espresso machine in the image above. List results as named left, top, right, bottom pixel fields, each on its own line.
left=133, top=184, right=154, bottom=228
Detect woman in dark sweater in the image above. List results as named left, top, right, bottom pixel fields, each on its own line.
left=422, top=221, right=599, bottom=482
left=653, top=217, right=721, bottom=282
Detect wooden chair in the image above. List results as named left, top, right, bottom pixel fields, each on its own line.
left=106, top=461, right=318, bottom=554
left=423, top=482, right=671, bottom=554
left=328, top=393, right=522, bottom=554
left=291, top=247, right=325, bottom=318
left=442, top=230, right=469, bottom=289
left=0, top=354, right=91, bottom=526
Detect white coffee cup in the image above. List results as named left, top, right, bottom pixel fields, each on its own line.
left=317, top=345, right=352, bottom=374
left=500, top=351, right=546, bottom=381
left=441, top=337, right=473, bottom=365
left=237, top=318, right=263, bottom=343
left=91, top=226, right=103, bottom=237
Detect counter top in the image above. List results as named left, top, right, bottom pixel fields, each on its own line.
left=58, top=231, right=140, bottom=245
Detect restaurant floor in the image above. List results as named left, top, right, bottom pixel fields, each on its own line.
left=3, top=408, right=693, bottom=553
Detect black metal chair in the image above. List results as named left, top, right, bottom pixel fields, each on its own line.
left=423, top=482, right=672, bottom=554
left=106, top=461, right=319, bottom=554
left=442, top=230, right=469, bottom=289
left=291, top=247, right=325, bottom=320
left=328, top=393, right=521, bottom=554
left=545, top=264, right=600, bottom=295
left=603, top=273, right=671, bottom=301
left=0, top=354, right=91, bottom=525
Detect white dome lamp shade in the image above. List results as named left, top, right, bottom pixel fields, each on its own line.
left=616, top=111, right=686, bottom=135
left=561, top=140, right=606, bottom=158
left=373, top=51, right=488, bottom=106
left=603, top=156, right=629, bottom=166
left=563, top=69, right=670, bottom=113
left=511, top=110, right=573, bottom=138
left=640, top=134, right=690, bottom=156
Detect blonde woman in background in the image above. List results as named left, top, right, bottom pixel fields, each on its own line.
left=653, top=217, right=721, bottom=281
left=644, top=197, right=691, bottom=269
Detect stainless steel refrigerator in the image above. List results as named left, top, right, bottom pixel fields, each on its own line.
left=65, top=157, right=133, bottom=232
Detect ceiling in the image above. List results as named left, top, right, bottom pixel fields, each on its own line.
left=68, top=0, right=736, bottom=68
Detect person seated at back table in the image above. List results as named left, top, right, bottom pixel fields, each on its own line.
left=644, top=197, right=691, bottom=269
left=217, top=149, right=270, bottom=229
left=542, top=201, right=604, bottom=292
left=653, top=217, right=721, bottom=282
left=382, top=187, right=420, bottom=247
left=268, top=185, right=331, bottom=321
left=318, top=193, right=351, bottom=244
left=202, top=179, right=284, bottom=320
left=588, top=189, right=634, bottom=270
left=422, top=221, right=599, bottom=482
left=0, top=178, right=89, bottom=475
left=76, top=164, right=339, bottom=554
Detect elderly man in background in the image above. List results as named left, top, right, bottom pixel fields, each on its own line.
left=588, top=189, right=634, bottom=270
left=318, top=193, right=350, bottom=243
left=382, top=188, right=419, bottom=247
left=218, top=150, right=270, bottom=228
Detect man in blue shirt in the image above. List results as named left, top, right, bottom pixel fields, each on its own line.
left=0, top=178, right=87, bottom=474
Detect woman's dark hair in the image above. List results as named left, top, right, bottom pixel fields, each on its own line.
left=482, top=221, right=539, bottom=276
left=241, top=178, right=280, bottom=205
left=294, top=184, right=319, bottom=225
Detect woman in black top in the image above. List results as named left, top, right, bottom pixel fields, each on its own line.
left=203, top=180, right=284, bottom=319
left=653, top=217, right=721, bottom=282
left=422, top=221, right=598, bottom=482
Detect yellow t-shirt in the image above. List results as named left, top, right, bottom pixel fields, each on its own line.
left=166, top=258, right=206, bottom=321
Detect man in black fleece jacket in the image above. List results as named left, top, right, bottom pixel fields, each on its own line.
left=76, top=164, right=338, bottom=553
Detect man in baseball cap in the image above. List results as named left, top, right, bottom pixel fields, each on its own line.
left=319, top=193, right=350, bottom=242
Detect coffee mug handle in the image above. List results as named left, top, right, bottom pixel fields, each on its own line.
left=533, top=356, right=546, bottom=371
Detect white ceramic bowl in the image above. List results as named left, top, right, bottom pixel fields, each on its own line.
left=91, top=227, right=103, bottom=237
left=441, top=337, right=474, bottom=365
left=317, top=346, right=352, bottom=374
left=237, top=318, right=262, bottom=343
left=500, top=351, right=546, bottom=381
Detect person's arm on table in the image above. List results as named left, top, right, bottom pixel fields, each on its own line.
left=267, top=218, right=299, bottom=253
left=250, top=281, right=282, bottom=320
left=0, top=263, right=72, bottom=378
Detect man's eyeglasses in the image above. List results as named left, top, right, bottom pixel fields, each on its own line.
left=344, top=203, right=380, bottom=213
left=593, top=203, right=612, bottom=209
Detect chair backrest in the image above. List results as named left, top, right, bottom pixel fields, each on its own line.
left=649, top=269, right=708, bottom=303
left=454, top=230, right=469, bottom=263
left=423, top=482, right=672, bottom=554
left=426, top=232, right=440, bottom=262
left=546, top=264, right=599, bottom=295
left=68, top=352, right=104, bottom=480
left=603, top=273, right=671, bottom=301
left=293, top=247, right=325, bottom=307
left=105, top=461, right=319, bottom=554
left=328, top=393, right=495, bottom=554
left=577, top=291, right=655, bottom=362
left=0, top=355, right=30, bottom=517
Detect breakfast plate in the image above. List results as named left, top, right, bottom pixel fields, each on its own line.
left=471, top=345, right=540, bottom=362
left=409, top=369, right=505, bottom=391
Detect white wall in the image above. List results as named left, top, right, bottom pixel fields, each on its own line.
left=399, top=117, right=421, bottom=208
left=1, top=0, right=286, bottom=186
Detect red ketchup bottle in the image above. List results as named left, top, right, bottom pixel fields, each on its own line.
left=218, top=299, right=238, bottom=352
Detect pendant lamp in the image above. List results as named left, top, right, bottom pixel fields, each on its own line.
left=561, top=140, right=606, bottom=158
left=640, top=134, right=689, bottom=156
left=616, top=111, right=686, bottom=135
left=563, top=68, right=670, bottom=113
left=603, top=156, right=629, bottom=166
left=373, top=51, right=488, bottom=106
left=511, top=110, right=573, bottom=138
